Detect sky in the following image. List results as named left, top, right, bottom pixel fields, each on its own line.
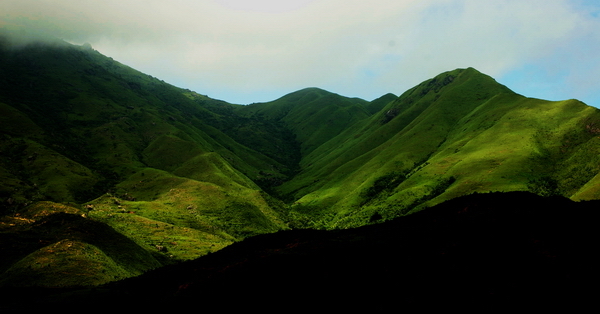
left=1, top=0, right=599, bottom=107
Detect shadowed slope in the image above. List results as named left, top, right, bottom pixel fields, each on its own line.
left=0, top=34, right=289, bottom=285
left=0, top=203, right=161, bottom=287
left=3, top=192, right=595, bottom=310
left=236, top=88, right=371, bottom=156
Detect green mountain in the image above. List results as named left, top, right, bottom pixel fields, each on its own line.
left=274, top=68, right=600, bottom=228
left=0, top=35, right=290, bottom=286
left=1, top=32, right=600, bottom=288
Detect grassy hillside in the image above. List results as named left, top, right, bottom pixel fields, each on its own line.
left=0, top=33, right=289, bottom=287
left=0, top=202, right=161, bottom=287
left=2, top=31, right=600, bottom=289
left=275, top=68, right=600, bottom=228
left=236, top=88, right=372, bottom=156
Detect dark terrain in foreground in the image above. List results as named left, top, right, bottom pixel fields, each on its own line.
left=1, top=191, right=596, bottom=310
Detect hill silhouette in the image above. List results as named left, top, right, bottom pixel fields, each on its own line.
left=1, top=192, right=596, bottom=310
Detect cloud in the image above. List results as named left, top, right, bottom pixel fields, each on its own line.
left=1, top=0, right=599, bottom=106
left=214, top=0, right=319, bottom=13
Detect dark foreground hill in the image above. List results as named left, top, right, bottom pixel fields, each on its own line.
left=1, top=192, right=596, bottom=310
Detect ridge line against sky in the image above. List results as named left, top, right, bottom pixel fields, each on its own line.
left=1, top=0, right=599, bottom=107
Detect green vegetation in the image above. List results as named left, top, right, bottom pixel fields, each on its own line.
left=361, top=170, right=408, bottom=203
left=271, top=68, right=600, bottom=229
left=0, top=34, right=289, bottom=287
left=0, top=203, right=161, bottom=287
left=2, top=33, right=600, bottom=288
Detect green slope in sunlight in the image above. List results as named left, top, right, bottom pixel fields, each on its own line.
left=274, top=68, right=600, bottom=228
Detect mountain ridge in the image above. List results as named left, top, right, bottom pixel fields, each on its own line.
left=274, top=67, right=600, bottom=228
left=1, top=34, right=599, bottom=290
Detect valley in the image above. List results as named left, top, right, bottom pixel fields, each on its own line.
left=0, top=34, right=598, bottom=305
